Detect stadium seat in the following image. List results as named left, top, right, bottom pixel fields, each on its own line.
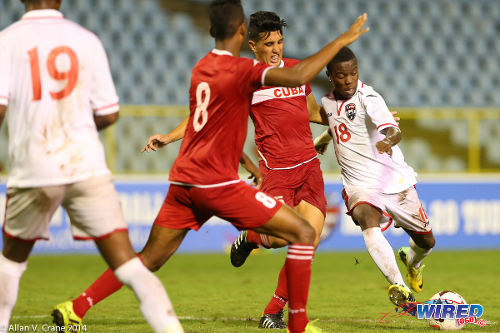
left=0, top=0, right=498, bottom=173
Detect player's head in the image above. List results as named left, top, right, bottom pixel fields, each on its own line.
left=209, top=0, right=246, bottom=42
left=326, top=47, right=358, bottom=100
left=21, top=0, right=62, bottom=10
left=248, top=11, right=287, bottom=66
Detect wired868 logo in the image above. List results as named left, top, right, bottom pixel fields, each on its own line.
left=380, top=291, right=486, bottom=330
left=417, top=300, right=485, bottom=328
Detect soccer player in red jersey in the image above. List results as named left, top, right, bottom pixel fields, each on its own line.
left=52, top=1, right=369, bottom=332
left=228, top=11, right=329, bottom=329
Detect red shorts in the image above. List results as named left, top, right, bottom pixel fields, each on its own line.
left=154, top=181, right=282, bottom=231
left=259, top=158, right=326, bottom=217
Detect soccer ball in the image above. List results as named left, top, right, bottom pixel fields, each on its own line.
left=427, top=290, right=467, bottom=331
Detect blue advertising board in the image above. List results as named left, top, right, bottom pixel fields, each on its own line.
left=0, top=178, right=499, bottom=253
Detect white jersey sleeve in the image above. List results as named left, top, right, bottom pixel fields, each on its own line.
left=90, top=38, right=119, bottom=116
left=0, top=36, right=10, bottom=105
left=362, top=87, right=398, bottom=132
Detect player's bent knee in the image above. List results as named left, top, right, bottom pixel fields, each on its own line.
left=413, top=233, right=436, bottom=250
left=423, top=235, right=436, bottom=249
left=295, top=222, right=316, bottom=245
left=138, top=252, right=168, bottom=272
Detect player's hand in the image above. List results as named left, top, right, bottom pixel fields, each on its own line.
left=339, top=13, right=369, bottom=45
left=391, top=111, right=400, bottom=125
left=376, top=139, right=393, bottom=157
left=248, top=170, right=263, bottom=189
left=141, top=134, right=171, bottom=152
left=315, top=142, right=330, bottom=155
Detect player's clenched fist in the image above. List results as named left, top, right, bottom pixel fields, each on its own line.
left=142, top=134, right=171, bottom=152
left=376, top=139, right=393, bottom=157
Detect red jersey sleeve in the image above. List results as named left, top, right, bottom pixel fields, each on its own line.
left=237, top=58, right=271, bottom=94
left=284, top=58, right=312, bottom=95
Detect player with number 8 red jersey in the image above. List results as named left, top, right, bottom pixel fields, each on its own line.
left=168, top=51, right=271, bottom=187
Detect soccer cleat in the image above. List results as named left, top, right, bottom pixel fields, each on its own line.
left=286, top=319, right=323, bottom=333
left=304, top=319, right=323, bottom=333
left=51, top=301, right=83, bottom=331
left=259, top=310, right=287, bottom=329
left=230, top=231, right=258, bottom=267
left=388, top=284, right=416, bottom=307
left=398, top=247, right=425, bottom=292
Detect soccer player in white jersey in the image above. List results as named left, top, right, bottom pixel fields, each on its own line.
left=0, top=1, right=183, bottom=332
left=314, top=47, right=436, bottom=307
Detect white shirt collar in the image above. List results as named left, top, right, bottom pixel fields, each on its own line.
left=22, top=9, right=63, bottom=20
left=211, top=49, right=233, bottom=56
left=279, top=60, right=285, bottom=68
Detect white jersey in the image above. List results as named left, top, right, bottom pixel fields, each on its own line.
left=322, top=80, right=417, bottom=194
left=0, top=10, right=119, bottom=188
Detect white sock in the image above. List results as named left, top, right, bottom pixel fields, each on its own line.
left=362, top=227, right=408, bottom=288
left=114, top=258, right=184, bottom=333
left=0, top=254, right=27, bottom=333
left=407, top=238, right=432, bottom=268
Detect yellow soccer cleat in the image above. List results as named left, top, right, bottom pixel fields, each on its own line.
left=51, top=301, right=82, bottom=331
left=398, top=247, right=425, bottom=292
left=304, top=319, right=324, bottom=333
left=388, top=284, right=416, bottom=307
left=286, top=319, right=323, bottom=333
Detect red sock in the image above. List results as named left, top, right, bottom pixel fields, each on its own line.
left=246, top=230, right=271, bottom=248
left=72, top=268, right=124, bottom=318
left=263, top=264, right=288, bottom=314
left=286, top=244, right=314, bottom=333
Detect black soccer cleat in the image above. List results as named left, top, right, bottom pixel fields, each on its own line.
left=258, top=310, right=287, bottom=329
left=230, top=231, right=258, bottom=267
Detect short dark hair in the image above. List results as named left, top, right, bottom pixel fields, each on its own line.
left=209, top=0, right=245, bottom=41
left=326, top=47, right=357, bottom=72
left=248, top=11, right=287, bottom=42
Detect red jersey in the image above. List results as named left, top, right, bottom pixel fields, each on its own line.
left=169, top=49, right=270, bottom=186
left=250, top=58, right=317, bottom=169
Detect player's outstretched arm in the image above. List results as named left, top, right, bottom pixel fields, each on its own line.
left=240, top=152, right=262, bottom=188
left=375, top=127, right=401, bottom=157
left=142, top=116, right=188, bottom=152
left=264, top=14, right=369, bottom=87
left=0, top=105, right=6, bottom=128
left=307, top=94, right=329, bottom=125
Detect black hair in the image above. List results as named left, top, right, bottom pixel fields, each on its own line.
left=248, top=11, right=287, bottom=42
left=326, top=47, right=357, bottom=72
left=209, top=0, right=245, bottom=41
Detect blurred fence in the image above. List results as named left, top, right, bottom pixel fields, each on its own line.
left=1, top=107, right=500, bottom=175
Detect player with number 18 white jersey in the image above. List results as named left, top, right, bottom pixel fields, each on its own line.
left=322, top=80, right=416, bottom=195
left=314, top=47, right=435, bottom=308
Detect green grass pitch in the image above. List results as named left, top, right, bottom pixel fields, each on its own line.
left=10, top=250, right=500, bottom=332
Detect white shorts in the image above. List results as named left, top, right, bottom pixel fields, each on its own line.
left=3, top=175, right=127, bottom=241
left=342, top=185, right=431, bottom=234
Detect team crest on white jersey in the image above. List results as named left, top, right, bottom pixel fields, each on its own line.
left=345, top=103, right=356, bottom=120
